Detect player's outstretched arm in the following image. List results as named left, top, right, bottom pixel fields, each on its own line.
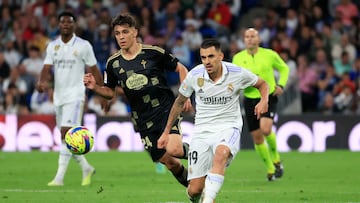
left=158, top=93, right=188, bottom=149
left=253, top=77, right=269, bottom=119
left=84, top=73, right=115, bottom=100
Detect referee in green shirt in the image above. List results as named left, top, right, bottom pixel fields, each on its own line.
left=232, top=28, right=289, bottom=181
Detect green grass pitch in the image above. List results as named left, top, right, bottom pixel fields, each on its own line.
left=0, top=150, right=359, bottom=203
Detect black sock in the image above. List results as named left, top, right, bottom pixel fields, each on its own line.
left=172, top=165, right=188, bottom=187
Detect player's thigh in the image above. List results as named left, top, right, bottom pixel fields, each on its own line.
left=167, top=133, right=183, bottom=150
left=188, top=138, right=212, bottom=180
left=215, top=127, right=241, bottom=166
left=60, top=101, right=85, bottom=127
left=166, top=117, right=183, bottom=152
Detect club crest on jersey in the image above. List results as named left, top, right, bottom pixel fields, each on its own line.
left=112, top=60, right=119, bottom=68
left=197, top=78, right=204, bottom=87
left=227, top=83, right=234, bottom=92
left=54, top=45, right=60, bottom=51
left=73, top=50, right=78, bottom=57
left=197, top=78, right=204, bottom=93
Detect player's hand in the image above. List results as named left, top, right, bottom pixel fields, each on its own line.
left=182, top=98, right=193, bottom=112
left=273, top=85, right=284, bottom=96
left=157, top=133, right=169, bottom=149
left=254, top=100, right=268, bottom=120
left=84, top=73, right=96, bottom=89
left=36, top=81, right=48, bottom=93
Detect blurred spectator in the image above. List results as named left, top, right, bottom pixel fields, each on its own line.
left=29, top=29, right=50, bottom=57
left=296, top=26, right=313, bottom=56
left=98, top=7, right=112, bottom=25
left=160, top=16, right=182, bottom=50
left=22, top=16, right=43, bottom=42
left=319, top=92, right=335, bottom=114
left=333, top=72, right=356, bottom=95
left=30, top=86, right=55, bottom=114
left=311, top=5, right=326, bottom=33
left=137, top=6, right=156, bottom=36
left=3, top=84, right=19, bottom=114
left=193, top=0, right=209, bottom=20
left=87, top=91, right=129, bottom=116
left=206, top=0, right=232, bottom=37
left=335, top=0, right=359, bottom=29
left=333, top=51, right=353, bottom=76
left=309, top=48, right=330, bottom=75
left=139, top=26, right=156, bottom=45
left=171, top=36, right=191, bottom=68
left=331, top=33, right=356, bottom=63
left=226, top=0, right=241, bottom=30
left=334, top=83, right=354, bottom=113
left=2, top=68, right=27, bottom=100
left=45, top=14, right=60, bottom=40
left=18, top=45, right=43, bottom=96
left=297, top=54, right=318, bottom=112
left=317, top=65, right=340, bottom=108
left=81, top=14, right=99, bottom=45
left=279, top=49, right=297, bottom=88
left=182, top=19, right=203, bottom=48
left=30, top=0, right=49, bottom=19
left=285, top=8, right=298, bottom=38
left=156, top=1, right=181, bottom=31
left=3, top=40, right=22, bottom=69
left=252, top=17, right=271, bottom=47
left=93, top=24, right=112, bottom=74
left=0, top=51, right=11, bottom=83
left=2, top=70, right=30, bottom=115
left=350, top=57, right=360, bottom=82
left=108, top=0, right=127, bottom=17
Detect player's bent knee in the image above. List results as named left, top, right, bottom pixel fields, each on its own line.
left=187, top=184, right=203, bottom=196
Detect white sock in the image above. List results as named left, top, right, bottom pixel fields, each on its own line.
left=53, top=142, right=72, bottom=183
left=202, top=173, right=224, bottom=203
left=73, top=154, right=92, bottom=179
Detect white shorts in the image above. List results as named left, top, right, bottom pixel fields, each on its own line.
left=187, top=127, right=241, bottom=180
left=55, top=101, right=84, bottom=128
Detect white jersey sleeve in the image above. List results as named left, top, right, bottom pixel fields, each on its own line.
left=82, top=41, right=97, bottom=67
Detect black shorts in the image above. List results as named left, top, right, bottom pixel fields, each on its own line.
left=139, top=117, right=182, bottom=162
left=244, top=95, right=278, bottom=132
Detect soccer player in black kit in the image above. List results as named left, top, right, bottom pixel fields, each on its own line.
left=84, top=14, right=192, bottom=187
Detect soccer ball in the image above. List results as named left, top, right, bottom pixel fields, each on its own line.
left=65, top=126, right=94, bottom=155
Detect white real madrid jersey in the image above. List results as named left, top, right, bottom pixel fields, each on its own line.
left=44, top=34, right=97, bottom=106
left=179, top=61, right=258, bottom=133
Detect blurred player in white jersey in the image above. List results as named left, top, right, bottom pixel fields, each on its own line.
left=160, top=38, right=269, bottom=202
left=36, top=11, right=104, bottom=186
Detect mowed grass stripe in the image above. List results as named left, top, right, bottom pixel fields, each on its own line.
left=0, top=150, right=359, bottom=203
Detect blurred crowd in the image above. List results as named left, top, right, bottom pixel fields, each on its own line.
left=0, top=0, right=360, bottom=115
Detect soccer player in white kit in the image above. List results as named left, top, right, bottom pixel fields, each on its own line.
left=36, top=11, right=104, bottom=186
left=160, top=39, right=269, bottom=202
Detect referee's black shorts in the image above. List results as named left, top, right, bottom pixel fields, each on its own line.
left=244, top=94, right=278, bottom=132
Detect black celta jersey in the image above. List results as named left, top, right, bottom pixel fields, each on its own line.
left=104, top=44, right=179, bottom=132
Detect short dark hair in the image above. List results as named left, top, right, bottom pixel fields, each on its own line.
left=200, top=38, right=221, bottom=51
left=58, top=11, right=76, bottom=22
left=111, top=14, right=137, bottom=30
